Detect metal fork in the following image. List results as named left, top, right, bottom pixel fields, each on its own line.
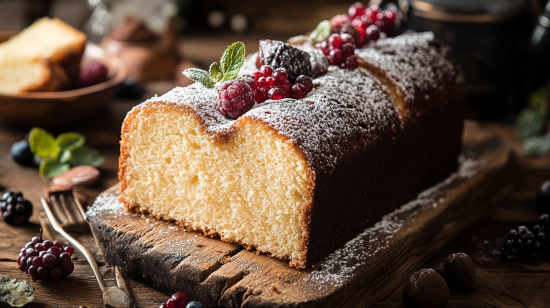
left=41, top=190, right=133, bottom=308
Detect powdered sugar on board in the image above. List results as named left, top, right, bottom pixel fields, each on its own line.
left=303, top=152, right=484, bottom=288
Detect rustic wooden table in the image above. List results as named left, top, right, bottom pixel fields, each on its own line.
left=0, top=84, right=549, bottom=307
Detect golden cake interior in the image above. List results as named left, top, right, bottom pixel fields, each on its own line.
left=121, top=104, right=311, bottom=260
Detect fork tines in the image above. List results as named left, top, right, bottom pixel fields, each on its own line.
left=47, top=190, right=89, bottom=232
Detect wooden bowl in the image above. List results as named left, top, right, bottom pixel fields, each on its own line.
left=0, top=31, right=127, bottom=130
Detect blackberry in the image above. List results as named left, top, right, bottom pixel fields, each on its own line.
left=11, top=140, right=35, bottom=167
left=258, top=40, right=313, bottom=82
left=540, top=214, right=550, bottom=226
left=1, top=191, right=32, bottom=225
left=217, top=78, right=255, bottom=119
left=537, top=181, right=550, bottom=214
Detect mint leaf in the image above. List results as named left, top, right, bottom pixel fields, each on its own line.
left=309, top=20, right=331, bottom=43
left=29, top=128, right=59, bottom=160
left=209, top=63, right=223, bottom=82
left=59, top=150, right=72, bottom=163
left=70, top=146, right=104, bottom=167
left=56, top=132, right=85, bottom=151
left=287, top=35, right=309, bottom=45
left=524, top=134, right=550, bottom=156
left=220, top=42, right=245, bottom=82
left=40, top=159, right=70, bottom=178
left=182, top=68, right=215, bottom=87
left=517, top=106, right=546, bottom=140
left=529, top=88, right=549, bottom=115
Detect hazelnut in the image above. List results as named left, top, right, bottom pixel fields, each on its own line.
left=402, top=268, right=449, bottom=308
left=444, top=252, right=476, bottom=289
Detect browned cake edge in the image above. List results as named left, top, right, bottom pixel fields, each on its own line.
left=118, top=101, right=317, bottom=269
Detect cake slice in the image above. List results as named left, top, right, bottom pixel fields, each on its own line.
left=0, top=17, right=86, bottom=94
left=119, top=32, right=464, bottom=268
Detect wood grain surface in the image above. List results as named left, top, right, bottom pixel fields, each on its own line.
left=87, top=121, right=518, bottom=308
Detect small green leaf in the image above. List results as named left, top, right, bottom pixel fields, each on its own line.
left=56, top=132, right=85, bottom=151
left=29, top=128, right=59, bottom=160
left=220, top=42, right=245, bottom=82
left=40, top=159, right=70, bottom=178
left=182, top=68, right=215, bottom=87
left=209, top=63, right=223, bottom=82
left=70, top=146, right=104, bottom=167
left=517, top=106, right=546, bottom=140
left=59, top=150, right=72, bottom=163
left=524, top=134, right=550, bottom=156
left=309, top=20, right=331, bottom=43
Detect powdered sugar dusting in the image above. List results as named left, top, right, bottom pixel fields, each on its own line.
left=87, top=190, right=129, bottom=218
left=130, top=64, right=399, bottom=175
left=304, top=153, right=483, bottom=288
left=356, top=32, right=463, bottom=105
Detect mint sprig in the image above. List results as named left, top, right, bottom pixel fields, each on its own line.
left=182, top=41, right=246, bottom=87
left=29, top=128, right=105, bottom=178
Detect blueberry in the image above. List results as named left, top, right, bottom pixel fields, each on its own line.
left=11, top=140, right=35, bottom=167
left=117, top=78, right=145, bottom=100
left=186, top=301, right=203, bottom=308
left=537, top=181, right=550, bottom=214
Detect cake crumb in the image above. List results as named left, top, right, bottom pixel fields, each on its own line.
left=203, top=262, right=212, bottom=268
left=276, top=274, right=281, bottom=279
left=270, top=283, right=279, bottom=293
left=196, top=243, right=204, bottom=247
left=221, top=256, right=232, bottom=264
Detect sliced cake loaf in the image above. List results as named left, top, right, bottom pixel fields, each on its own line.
left=119, top=32, right=465, bottom=269
left=0, top=17, right=86, bottom=94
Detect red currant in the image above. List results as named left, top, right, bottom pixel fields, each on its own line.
left=268, top=88, right=285, bottom=100
left=348, top=2, right=366, bottom=20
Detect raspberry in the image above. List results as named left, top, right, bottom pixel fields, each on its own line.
left=217, top=78, right=255, bottom=119
left=258, top=40, right=313, bottom=82
left=77, top=62, right=108, bottom=88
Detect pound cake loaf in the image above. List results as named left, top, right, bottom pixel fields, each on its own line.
left=119, top=32, right=464, bottom=269
left=0, top=17, right=86, bottom=94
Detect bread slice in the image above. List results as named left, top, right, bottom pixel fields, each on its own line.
left=0, top=17, right=86, bottom=94
left=0, top=59, right=67, bottom=94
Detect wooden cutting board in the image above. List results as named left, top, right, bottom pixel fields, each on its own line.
left=87, top=121, right=517, bottom=308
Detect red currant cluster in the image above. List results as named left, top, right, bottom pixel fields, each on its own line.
left=252, top=65, right=314, bottom=102
left=348, top=3, right=400, bottom=46
left=316, top=33, right=358, bottom=69
left=159, top=292, right=203, bottom=308
left=17, top=234, right=75, bottom=281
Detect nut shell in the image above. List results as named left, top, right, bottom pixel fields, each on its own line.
left=403, top=268, right=449, bottom=308
left=444, top=252, right=476, bottom=289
